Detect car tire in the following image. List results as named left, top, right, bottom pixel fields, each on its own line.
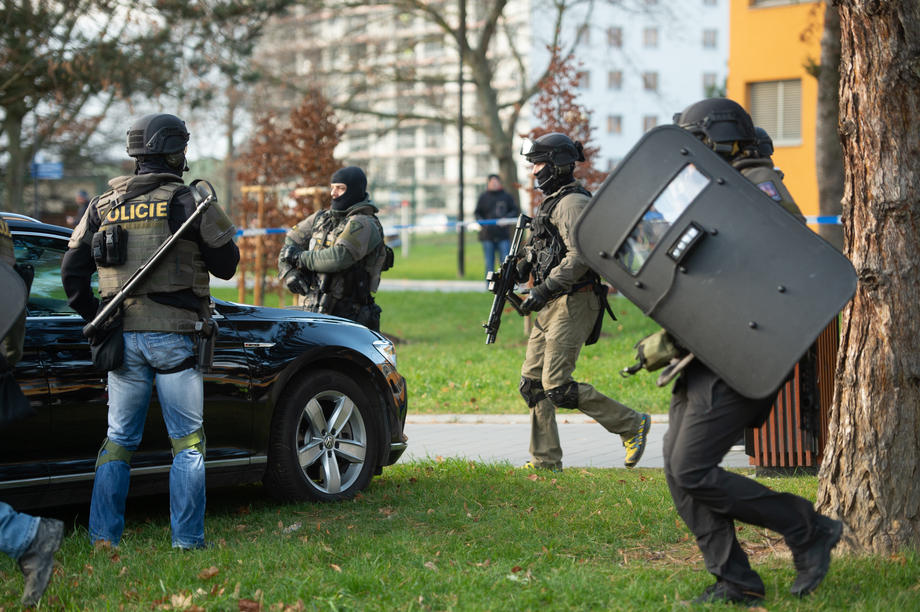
left=264, top=369, right=382, bottom=502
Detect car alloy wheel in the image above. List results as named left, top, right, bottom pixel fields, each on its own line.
left=265, top=369, right=381, bottom=501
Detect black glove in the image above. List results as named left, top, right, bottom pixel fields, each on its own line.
left=520, top=283, right=550, bottom=314
left=279, top=245, right=303, bottom=268
left=514, top=256, right=532, bottom=284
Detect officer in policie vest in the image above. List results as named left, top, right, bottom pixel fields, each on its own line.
left=1, top=217, right=65, bottom=606
left=278, top=166, right=391, bottom=331
left=516, top=132, right=651, bottom=472
left=61, top=113, right=240, bottom=550
left=660, top=98, right=841, bottom=605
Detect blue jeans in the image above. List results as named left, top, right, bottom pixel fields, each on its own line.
left=0, top=502, right=39, bottom=560
left=89, top=332, right=205, bottom=549
left=482, top=239, right=512, bottom=276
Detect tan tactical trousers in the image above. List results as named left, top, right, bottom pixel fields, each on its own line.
left=521, top=290, right=643, bottom=469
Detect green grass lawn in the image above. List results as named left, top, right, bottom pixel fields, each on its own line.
left=389, top=231, right=491, bottom=281
left=3, top=462, right=917, bottom=610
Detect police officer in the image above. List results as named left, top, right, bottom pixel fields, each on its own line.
left=0, top=217, right=65, bottom=606
left=517, top=132, right=651, bottom=472
left=665, top=98, right=841, bottom=604
left=61, top=113, right=240, bottom=550
left=278, top=166, right=390, bottom=331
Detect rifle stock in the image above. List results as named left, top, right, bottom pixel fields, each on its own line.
left=483, top=214, right=531, bottom=344
left=83, top=182, right=217, bottom=338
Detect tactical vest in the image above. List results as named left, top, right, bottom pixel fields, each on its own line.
left=733, top=157, right=805, bottom=222
left=0, top=218, right=13, bottom=266
left=94, top=181, right=209, bottom=332
left=529, top=184, right=591, bottom=284
left=301, top=208, right=387, bottom=312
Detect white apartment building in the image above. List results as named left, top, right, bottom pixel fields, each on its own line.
left=254, top=0, right=728, bottom=219
left=539, top=0, right=729, bottom=171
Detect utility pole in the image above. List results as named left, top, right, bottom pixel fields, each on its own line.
left=457, top=0, right=466, bottom=278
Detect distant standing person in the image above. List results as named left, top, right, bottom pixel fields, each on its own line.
left=474, top=174, right=519, bottom=277
left=66, top=189, right=91, bottom=226
left=278, top=166, right=392, bottom=331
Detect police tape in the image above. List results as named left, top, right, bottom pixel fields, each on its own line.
left=233, top=217, right=519, bottom=238
left=234, top=215, right=841, bottom=238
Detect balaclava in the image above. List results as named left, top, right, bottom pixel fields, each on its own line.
left=331, top=166, right=368, bottom=211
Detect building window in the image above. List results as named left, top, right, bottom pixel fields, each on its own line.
left=703, top=0, right=717, bottom=5
left=749, top=79, right=802, bottom=144
left=477, top=154, right=493, bottom=177
left=643, top=27, right=658, bottom=48
left=424, top=123, right=443, bottom=148
left=608, top=70, right=623, bottom=90
left=397, top=158, right=415, bottom=178
left=426, top=156, right=445, bottom=178
left=397, top=127, right=416, bottom=149
left=607, top=26, right=623, bottom=48
left=576, top=70, right=590, bottom=89
left=702, top=72, right=718, bottom=96
left=607, top=115, right=622, bottom=134
left=642, top=115, right=658, bottom=132
left=703, top=29, right=718, bottom=49
left=642, top=71, right=658, bottom=91
left=424, top=186, right=446, bottom=209
left=577, top=24, right=590, bottom=44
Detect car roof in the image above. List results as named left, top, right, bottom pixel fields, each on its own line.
left=1, top=212, right=72, bottom=238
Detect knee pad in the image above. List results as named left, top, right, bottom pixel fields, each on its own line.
left=170, top=428, right=206, bottom=458
left=546, top=381, right=579, bottom=409
left=519, top=377, right=546, bottom=408
left=95, top=437, right=134, bottom=470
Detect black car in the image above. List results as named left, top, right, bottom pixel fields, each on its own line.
left=0, top=214, right=408, bottom=509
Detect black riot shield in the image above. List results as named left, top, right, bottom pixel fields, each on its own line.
left=0, top=261, right=27, bottom=340
left=574, top=125, right=856, bottom=398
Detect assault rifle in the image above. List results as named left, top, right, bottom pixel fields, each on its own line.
left=483, top=214, right=532, bottom=344
left=83, top=180, right=217, bottom=339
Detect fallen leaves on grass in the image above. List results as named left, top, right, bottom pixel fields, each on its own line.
left=197, top=566, right=219, bottom=580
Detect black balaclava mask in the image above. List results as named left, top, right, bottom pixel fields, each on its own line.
left=135, top=154, right=186, bottom=177
left=535, top=163, right=574, bottom=195
left=331, top=166, right=368, bottom=211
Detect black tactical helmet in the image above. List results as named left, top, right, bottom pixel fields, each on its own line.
left=754, top=126, right=774, bottom=157
left=126, top=113, right=190, bottom=158
left=521, top=132, right=586, bottom=166
left=673, top=98, right=756, bottom=154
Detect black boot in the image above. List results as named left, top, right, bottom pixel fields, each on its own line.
left=692, top=579, right=765, bottom=605
left=19, top=518, right=64, bottom=607
left=790, top=514, right=843, bottom=596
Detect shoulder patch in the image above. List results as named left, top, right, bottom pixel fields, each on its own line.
left=756, top=181, right=783, bottom=202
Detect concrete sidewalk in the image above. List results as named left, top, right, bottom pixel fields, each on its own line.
left=399, top=413, right=751, bottom=470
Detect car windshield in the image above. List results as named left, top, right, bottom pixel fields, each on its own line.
left=617, top=162, right=710, bottom=275
left=14, top=233, right=94, bottom=316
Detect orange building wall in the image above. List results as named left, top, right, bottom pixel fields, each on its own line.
left=727, top=0, right=823, bottom=221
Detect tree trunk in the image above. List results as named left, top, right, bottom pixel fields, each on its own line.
left=816, top=0, right=920, bottom=553
left=815, top=1, right=844, bottom=250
